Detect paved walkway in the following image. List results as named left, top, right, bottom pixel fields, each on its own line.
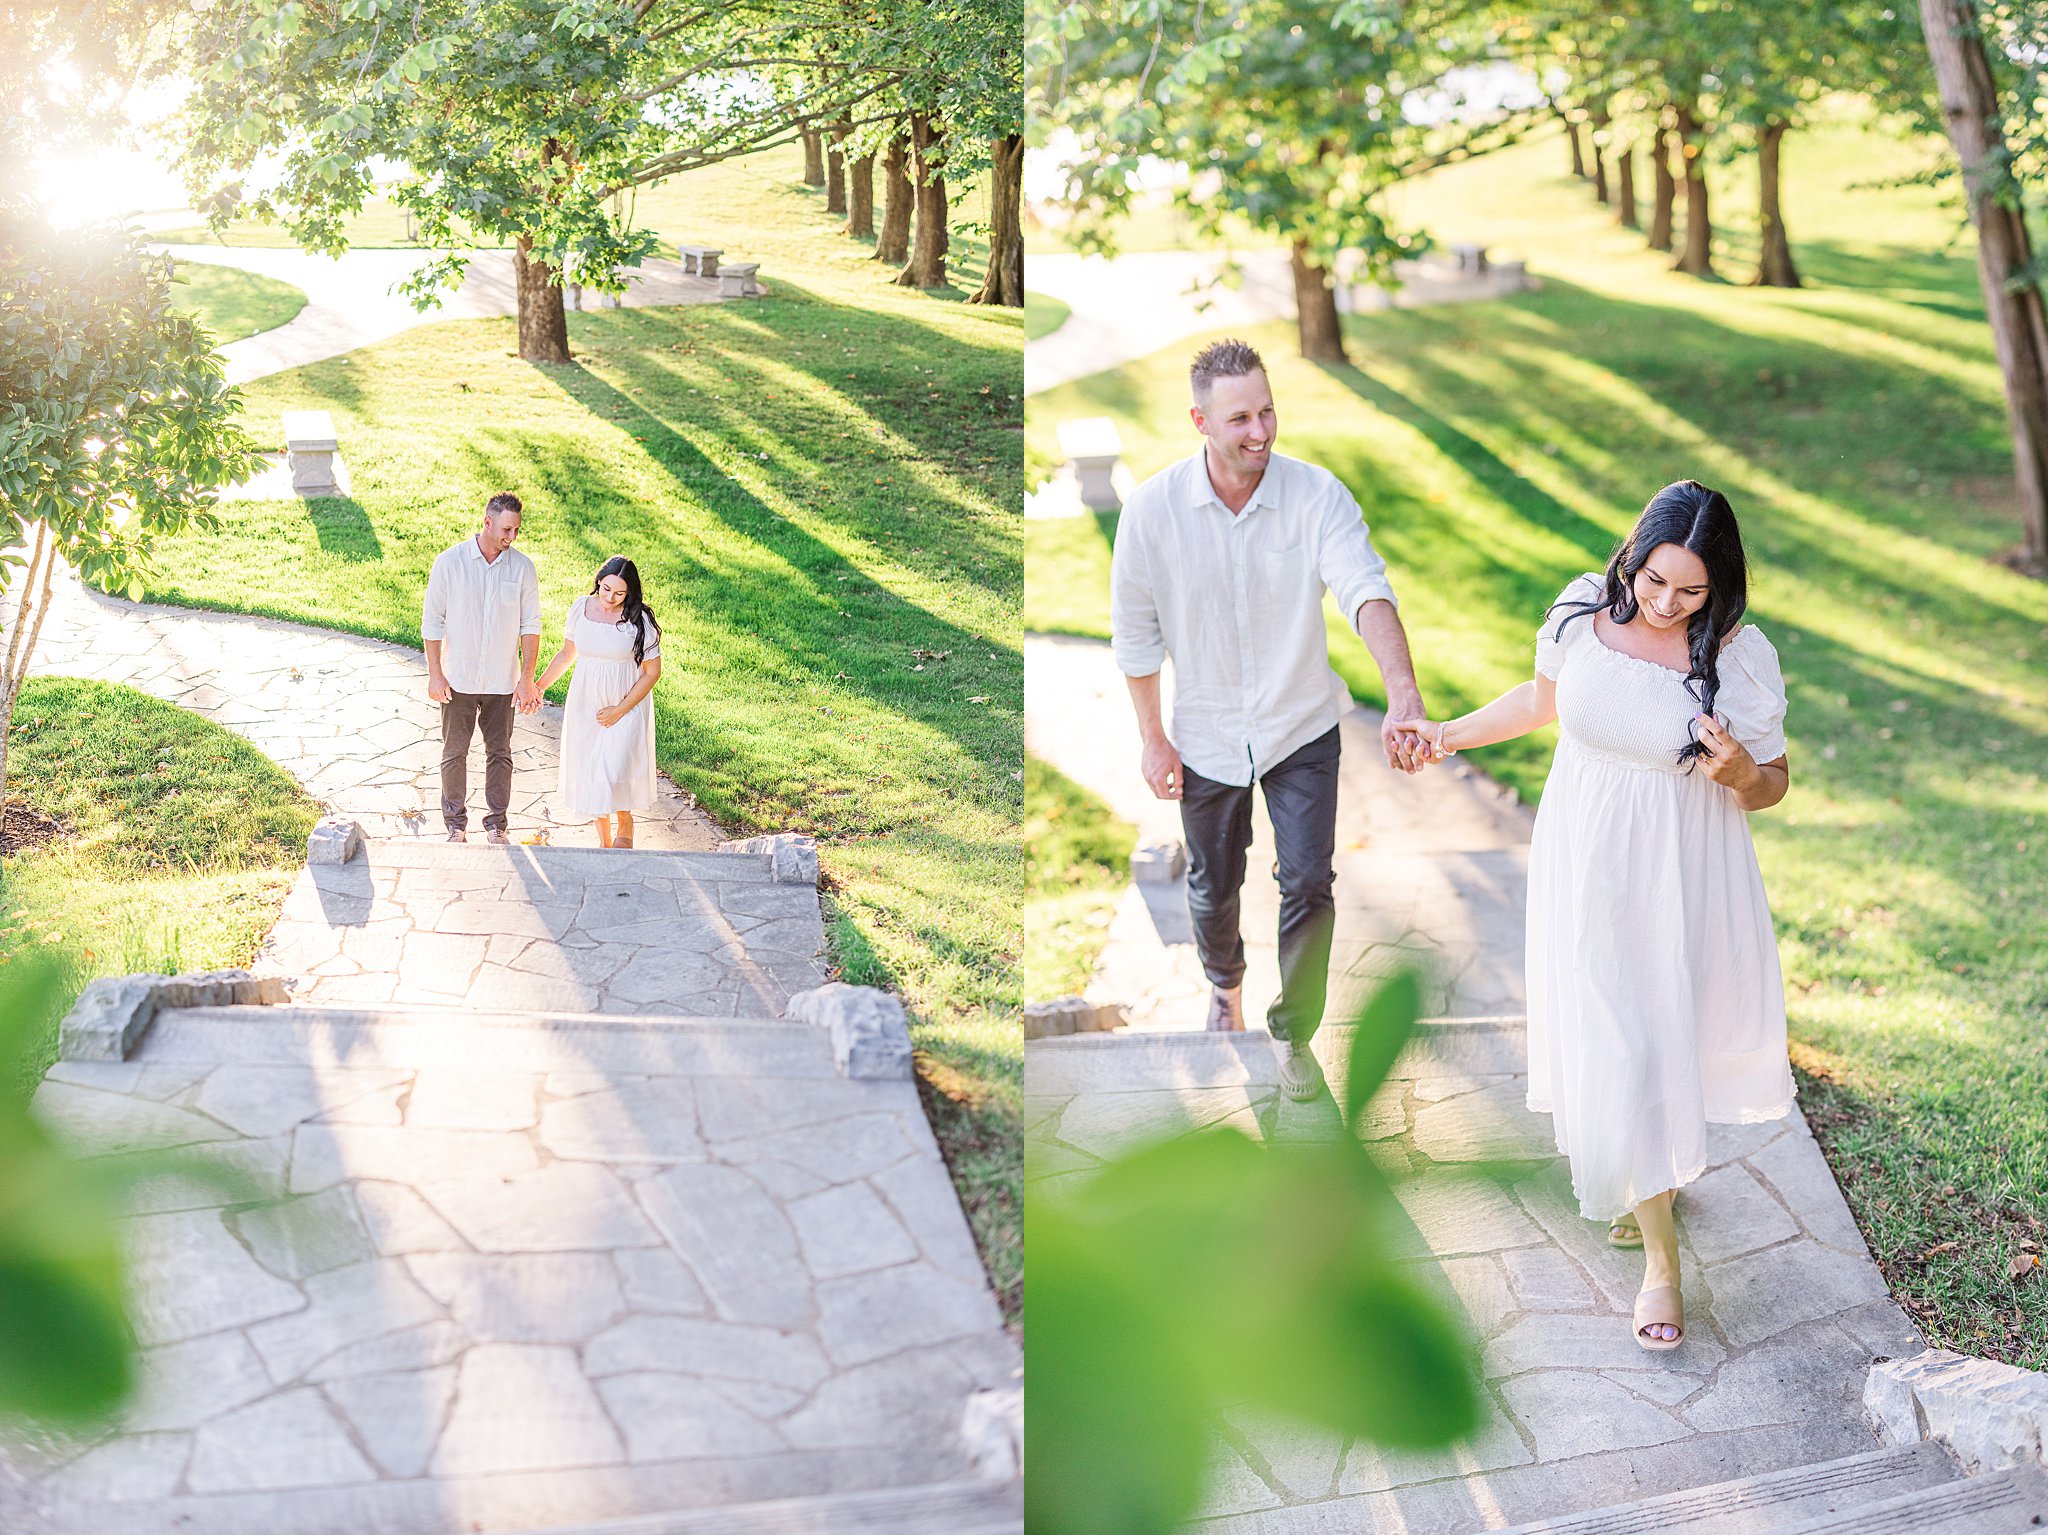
left=1025, top=249, right=1538, bottom=396
left=160, top=244, right=733, bottom=384
left=1023, top=634, right=1924, bottom=1529
left=8, top=846, right=1017, bottom=1534
left=26, top=569, right=720, bottom=850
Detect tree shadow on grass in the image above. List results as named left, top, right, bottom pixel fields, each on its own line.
left=302, top=496, right=384, bottom=562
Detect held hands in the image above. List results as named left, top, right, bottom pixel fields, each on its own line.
left=1382, top=712, right=1452, bottom=775
left=1140, top=736, right=1184, bottom=800
left=514, top=678, right=544, bottom=716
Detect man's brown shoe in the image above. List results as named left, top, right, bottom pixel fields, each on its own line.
left=446, top=830, right=466, bottom=843
left=487, top=828, right=511, bottom=845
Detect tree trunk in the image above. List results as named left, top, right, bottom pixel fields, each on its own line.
left=874, top=131, right=912, bottom=264
left=1590, top=108, right=1610, bottom=203
left=515, top=234, right=570, bottom=363
left=846, top=152, right=876, bottom=240
left=969, top=133, right=1024, bottom=306
left=1671, top=105, right=1716, bottom=277
left=826, top=123, right=848, bottom=215
left=1648, top=123, right=1677, bottom=253
left=1563, top=111, right=1586, bottom=177
left=1290, top=240, right=1347, bottom=363
left=802, top=129, right=825, bottom=187
left=0, top=522, right=60, bottom=808
left=1921, top=0, right=2048, bottom=568
left=895, top=114, right=949, bottom=289
left=1751, top=120, right=1802, bottom=288
left=1616, top=146, right=1639, bottom=229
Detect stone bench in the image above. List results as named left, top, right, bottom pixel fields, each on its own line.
left=1056, top=415, right=1126, bottom=511
left=677, top=243, right=723, bottom=277
left=718, top=261, right=763, bottom=298
left=281, top=409, right=340, bottom=496
left=1450, top=243, right=1489, bottom=274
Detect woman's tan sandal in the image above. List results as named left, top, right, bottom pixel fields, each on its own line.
left=1608, top=1213, right=1643, bottom=1248
left=1633, top=1285, right=1684, bottom=1352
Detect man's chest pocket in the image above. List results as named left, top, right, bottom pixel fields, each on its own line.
left=1254, top=544, right=1311, bottom=610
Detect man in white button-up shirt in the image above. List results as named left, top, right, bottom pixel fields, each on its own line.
left=1111, top=339, right=1429, bottom=1098
left=421, top=493, right=544, bottom=842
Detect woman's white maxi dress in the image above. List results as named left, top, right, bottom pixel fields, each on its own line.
left=556, top=597, right=660, bottom=821
left=1526, top=573, right=1794, bottom=1220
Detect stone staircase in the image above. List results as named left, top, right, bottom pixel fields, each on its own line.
left=1489, top=1441, right=2048, bottom=1533
left=1026, top=1020, right=1929, bottom=1531
left=8, top=839, right=1019, bottom=1534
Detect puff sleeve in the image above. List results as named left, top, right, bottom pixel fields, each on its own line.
left=1717, top=628, right=1788, bottom=764
left=1535, top=573, right=1603, bottom=680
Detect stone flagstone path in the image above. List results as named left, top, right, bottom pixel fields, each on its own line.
left=1024, top=632, right=1925, bottom=1529
left=26, top=568, right=720, bottom=851
left=7, top=838, right=1019, bottom=1534
left=1026, top=1024, right=1924, bottom=1533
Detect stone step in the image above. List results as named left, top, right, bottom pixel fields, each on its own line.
left=1775, top=1463, right=2048, bottom=1535
left=261, top=838, right=827, bottom=1018
left=1023, top=1015, right=1529, bottom=1097
left=1489, top=1442, right=1958, bottom=1534
left=67, top=1003, right=843, bottom=1080
left=504, top=1477, right=1019, bottom=1534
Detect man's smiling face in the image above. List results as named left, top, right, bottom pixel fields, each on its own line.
left=1192, top=368, right=1278, bottom=480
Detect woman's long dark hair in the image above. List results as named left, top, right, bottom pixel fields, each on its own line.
left=1548, top=480, right=1749, bottom=769
left=591, top=555, right=660, bottom=664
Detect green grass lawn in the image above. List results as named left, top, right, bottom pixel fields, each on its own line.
left=171, top=259, right=308, bottom=342
left=1024, top=755, right=1133, bottom=998
left=2, top=678, right=319, bottom=1098
left=132, top=144, right=1025, bottom=1319
left=1025, top=290, right=1072, bottom=341
left=1027, top=103, right=2048, bottom=1365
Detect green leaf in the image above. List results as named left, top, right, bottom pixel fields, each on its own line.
left=1343, top=966, right=1423, bottom=1123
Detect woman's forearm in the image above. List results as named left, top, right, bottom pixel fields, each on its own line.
left=617, top=659, right=661, bottom=714
left=1441, top=680, right=1557, bottom=753
left=1735, top=759, right=1790, bottom=812
left=536, top=643, right=574, bottom=692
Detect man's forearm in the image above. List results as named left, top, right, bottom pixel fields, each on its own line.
left=425, top=639, right=445, bottom=678
left=1126, top=671, right=1169, bottom=744
left=1356, top=599, right=1422, bottom=708
left=521, top=634, right=540, bottom=676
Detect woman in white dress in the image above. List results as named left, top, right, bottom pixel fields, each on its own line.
left=1393, top=481, right=1792, bottom=1352
left=536, top=556, right=662, bottom=848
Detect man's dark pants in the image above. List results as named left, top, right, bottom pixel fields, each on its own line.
left=1179, top=726, right=1340, bottom=1043
left=441, top=691, right=514, bottom=834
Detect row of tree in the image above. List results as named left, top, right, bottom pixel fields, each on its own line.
left=167, top=0, right=1021, bottom=361
left=1028, top=0, right=2048, bottom=568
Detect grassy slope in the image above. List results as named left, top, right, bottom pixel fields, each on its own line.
left=172, top=259, right=308, bottom=343
left=1026, top=106, right=2048, bottom=1364
left=3, top=679, right=320, bottom=1097
left=1024, top=291, right=1071, bottom=342
left=135, top=144, right=1026, bottom=1317
left=1024, top=755, right=1133, bottom=998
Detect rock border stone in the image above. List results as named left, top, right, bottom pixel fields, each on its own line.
left=962, top=1385, right=1023, bottom=1481
left=306, top=816, right=363, bottom=866
left=1867, top=1348, right=2048, bottom=1472
left=1130, top=839, right=1186, bottom=884
left=58, top=970, right=288, bottom=1062
left=1024, top=995, right=1127, bottom=1040
left=786, top=982, right=914, bottom=1080
left=717, top=832, right=819, bottom=886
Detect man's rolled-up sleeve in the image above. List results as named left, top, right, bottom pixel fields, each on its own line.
left=1110, top=510, right=1166, bottom=677
left=519, top=558, right=543, bottom=637
left=421, top=554, right=449, bottom=641
left=1319, top=481, right=1398, bottom=622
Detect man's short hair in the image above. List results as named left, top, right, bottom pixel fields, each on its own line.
left=1190, top=339, right=1266, bottom=406
left=485, top=492, right=523, bottom=519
